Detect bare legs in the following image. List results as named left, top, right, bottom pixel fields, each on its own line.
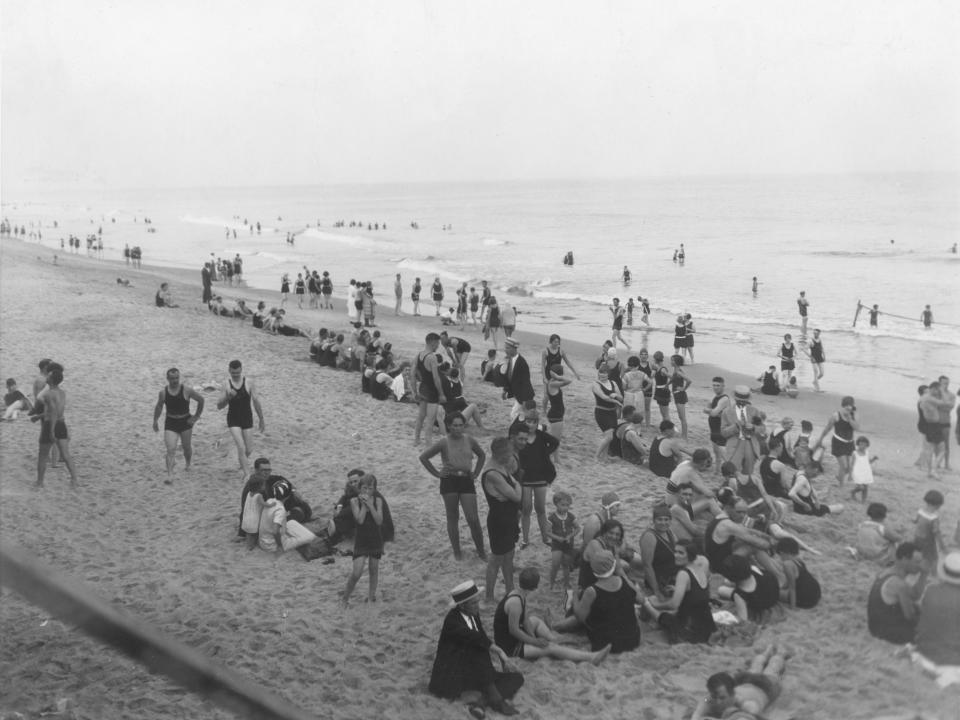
left=442, top=492, right=486, bottom=560
left=414, top=401, right=440, bottom=446
left=520, top=616, right=610, bottom=664
left=37, top=438, right=77, bottom=487
left=228, top=426, right=253, bottom=477
left=486, top=549, right=515, bottom=601
left=342, top=555, right=379, bottom=605
left=676, top=403, right=689, bottom=440
left=520, top=486, right=549, bottom=545
left=164, top=429, right=193, bottom=479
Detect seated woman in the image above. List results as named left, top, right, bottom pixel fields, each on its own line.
left=642, top=539, right=717, bottom=644
left=578, top=518, right=644, bottom=591
left=690, top=645, right=789, bottom=720
left=853, top=502, right=901, bottom=564
left=271, top=309, right=310, bottom=337
left=639, top=504, right=678, bottom=600
left=155, top=282, right=178, bottom=308
left=441, top=367, right=486, bottom=430
left=261, top=308, right=280, bottom=332
left=319, top=335, right=339, bottom=366
left=788, top=461, right=844, bottom=516
left=719, top=555, right=782, bottom=622
left=334, top=334, right=352, bottom=369
left=240, top=476, right=317, bottom=553
left=773, top=537, right=821, bottom=609
left=208, top=296, right=231, bottom=316
left=251, top=301, right=267, bottom=329
left=574, top=550, right=641, bottom=654
left=371, top=359, right=407, bottom=401
left=233, top=299, right=254, bottom=320
left=309, top=328, right=330, bottom=362
left=756, top=366, right=780, bottom=396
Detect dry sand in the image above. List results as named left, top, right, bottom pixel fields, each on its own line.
left=1, top=236, right=958, bottom=720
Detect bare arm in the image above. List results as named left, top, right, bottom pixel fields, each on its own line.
left=485, top=469, right=521, bottom=502
left=418, top=439, right=446, bottom=478
left=651, top=569, right=691, bottom=612
left=186, top=387, right=205, bottom=423
left=248, top=380, right=265, bottom=431
left=153, top=390, right=165, bottom=430
left=561, top=351, right=580, bottom=379
left=469, top=436, right=487, bottom=479
left=573, top=586, right=596, bottom=623
left=506, top=596, right=547, bottom=648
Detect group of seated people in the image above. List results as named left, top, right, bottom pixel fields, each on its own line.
left=205, top=295, right=313, bottom=337
left=237, top=460, right=394, bottom=559
left=310, top=326, right=414, bottom=402
left=427, top=484, right=821, bottom=719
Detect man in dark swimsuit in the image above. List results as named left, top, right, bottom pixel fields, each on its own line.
left=414, top=333, right=447, bottom=446
left=440, top=331, right=472, bottom=383
left=797, top=291, right=809, bottom=334
left=217, top=360, right=265, bottom=479
left=153, top=367, right=205, bottom=484
left=703, top=376, right=730, bottom=470
left=33, top=363, right=78, bottom=487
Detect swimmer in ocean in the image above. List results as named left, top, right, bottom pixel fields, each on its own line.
left=921, top=305, right=933, bottom=329
left=797, top=291, right=809, bottom=335
left=752, top=276, right=759, bottom=296
left=869, top=304, right=879, bottom=328
left=622, top=266, right=631, bottom=284
left=610, top=298, right=630, bottom=350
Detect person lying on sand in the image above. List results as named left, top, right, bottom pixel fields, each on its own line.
left=690, top=644, right=790, bottom=719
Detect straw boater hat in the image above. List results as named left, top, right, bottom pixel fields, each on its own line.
left=734, top=385, right=752, bottom=402
left=449, top=580, right=483, bottom=607
left=504, top=338, right=519, bottom=348
left=938, top=550, right=960, bottom=586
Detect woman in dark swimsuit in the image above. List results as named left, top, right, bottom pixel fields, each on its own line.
left=639, top=504, right=678, bottom=600
left=721, top=555, right=781, bottom=622
left=652, top=351, right=672, bottom=423
left=643, top=539, right=717, bottom=644
left=670, top=354, right=692, bottom=440
left=482, top=437, right=522, bottom=601
left=592, top=365, right=623, bottom=460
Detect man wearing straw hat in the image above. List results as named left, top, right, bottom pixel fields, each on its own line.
left=499, top=338, right=535, bottom=422
left=429, top=580, right=523, bottom=717
left=915, top=549, right=960, bottom=665
left=721, top=386, right=767, bottom=477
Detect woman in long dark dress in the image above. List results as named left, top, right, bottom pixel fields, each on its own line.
left=642, top=539, right=717, bottom=644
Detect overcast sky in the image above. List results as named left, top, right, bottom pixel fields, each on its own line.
left=2, top=0, right=958, bottom=189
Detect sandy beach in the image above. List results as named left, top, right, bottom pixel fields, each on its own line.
left=1, top=235, right=958, bottom=720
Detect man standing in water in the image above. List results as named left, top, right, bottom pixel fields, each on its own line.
left=153, top=367, right=205, bottom=484
left=609, top=298, right=630, bottom=350
left=33, top=363, right=78, bottom=487
left=921, top=305, right=934, bottom=329
left=217, top=360, right=265, bottom=479
left=803, top=328, right=826, bottom=392
left=797, top=291, right=810, bottom=335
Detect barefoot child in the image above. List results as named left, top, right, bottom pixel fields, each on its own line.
left=849, top=436, right=878, bottom=502
left=853, top=502, right=902, bottom=564
left=342, top=474, right=384, bottom=605
left=547, top=491, right=579, bottom=589
left=914, top=489, right=946, bottom=572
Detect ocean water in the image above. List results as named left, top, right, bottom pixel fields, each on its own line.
left=4, top=173, right=958, bottom=411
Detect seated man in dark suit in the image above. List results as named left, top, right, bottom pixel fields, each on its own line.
left=429, top=580, right=523, bottom=718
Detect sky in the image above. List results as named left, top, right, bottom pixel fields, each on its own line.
left=2, top=0, right=959, bottom=189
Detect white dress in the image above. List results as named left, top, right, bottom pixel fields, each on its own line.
left=851, top=451, right=874, bottom=485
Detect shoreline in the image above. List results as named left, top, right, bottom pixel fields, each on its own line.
left=7, top=235, right=922, bottom=432
left=1, top=233, right=957, bottom=719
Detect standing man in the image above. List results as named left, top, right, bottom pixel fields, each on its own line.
left=720, top=386, right=767, bottom=477
left=804, top=328, right=825, bottom=392
left=609, top=298, right=630, bottom=350
left=440, top=331, right=472, bottom=382
left=869, top=304, right=880, bottom=327
left=414, top=333, right=447, bottom=446
left=153, top=367, right=205, bottom=484
left=33, top=362, right=78, bottom=487
left=935, top=376, right=956, bottom=472
left=201, top=262, right=213, bottom=304
left=480, top=280, right=492, bottom=322
left=217, top=360, right=265, bottom=479
left=921, top=305, right=934, bottom=329
left=500, top=338, right=535, bottom=422
left=797, top=291, right=810, bottom=335
left=394, top=273, right=403, bottom=315
left=703, top=376, right=730, bottom=471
